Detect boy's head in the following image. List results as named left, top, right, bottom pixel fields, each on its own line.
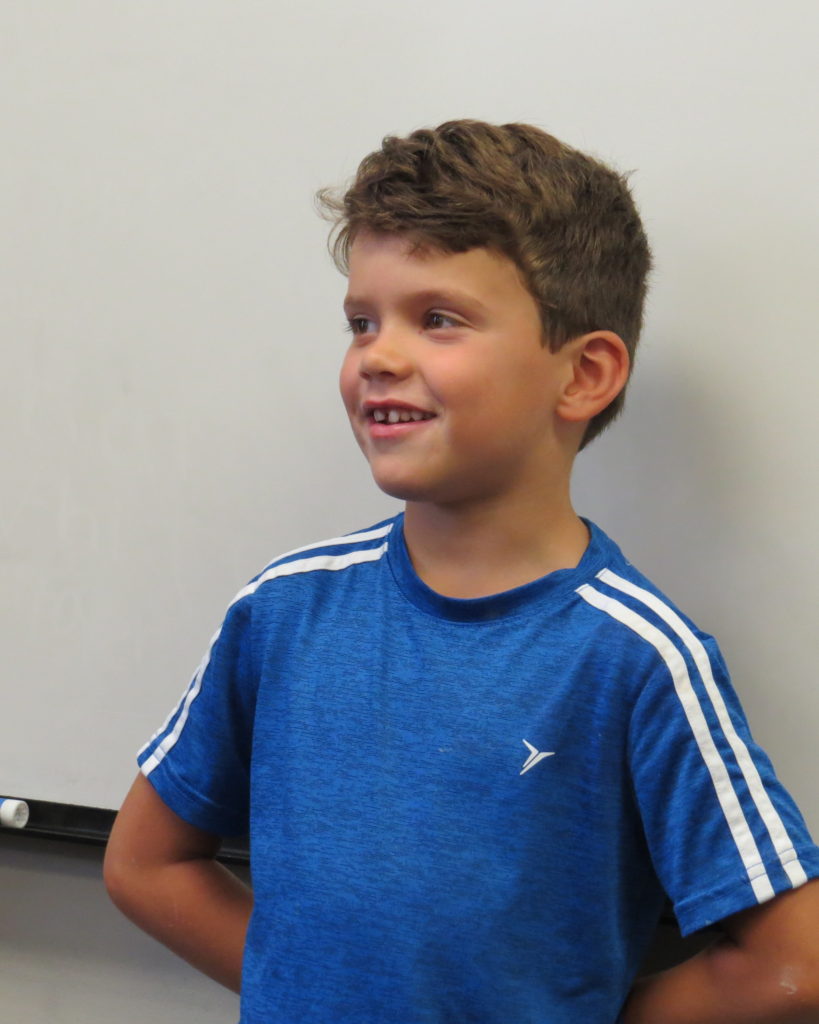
left=318, top=119, right=651, bottom=448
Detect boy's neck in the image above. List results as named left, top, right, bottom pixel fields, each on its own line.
left=402, top=493, right=589, bottom=600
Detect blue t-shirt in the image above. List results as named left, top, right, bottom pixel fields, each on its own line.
left=139, top=517, right=819, bottom=1023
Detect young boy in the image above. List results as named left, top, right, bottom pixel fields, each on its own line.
left=104, top=120, right=819, bottom=1023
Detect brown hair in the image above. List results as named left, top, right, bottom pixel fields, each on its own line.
left=317, top=119, right=651, bottom=447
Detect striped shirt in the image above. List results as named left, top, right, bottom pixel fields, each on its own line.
left=139, top=515, right=819, bottom=1024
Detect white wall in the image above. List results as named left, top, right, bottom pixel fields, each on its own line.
left=4, top=0, right=819, bottom=823
left=0, top=836, right=243, bottom=1022
left=2, top=1, right=818, bottom=1018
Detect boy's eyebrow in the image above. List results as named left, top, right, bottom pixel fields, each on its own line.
left=343, top=289, right=490, bottom=316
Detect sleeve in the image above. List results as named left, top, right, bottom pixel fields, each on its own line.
left=137, top=592, right=258, bottom=837
left=628, top=632, right=819, bottom=936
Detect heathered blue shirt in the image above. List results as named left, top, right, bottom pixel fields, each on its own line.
left=139, top=516, right=819, bottom=1023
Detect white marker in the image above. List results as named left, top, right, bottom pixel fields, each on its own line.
left=0, top=798, right=30, bottom=829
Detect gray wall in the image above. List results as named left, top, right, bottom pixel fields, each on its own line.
left=3, top=1, right=818, bottom=1019
left=4, top=0, right=819, bottom=825
left=0, top=836, right=243, bottom=1021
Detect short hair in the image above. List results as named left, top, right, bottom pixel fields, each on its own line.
left=317, top=119, right=652, bottom=448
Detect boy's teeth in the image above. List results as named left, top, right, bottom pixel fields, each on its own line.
left=372, top=408, right=430, bottom=423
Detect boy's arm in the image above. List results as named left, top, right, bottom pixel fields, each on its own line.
left=103, top=773, right=253, bottom=993
left=623, top=880, right=819, bottom=1023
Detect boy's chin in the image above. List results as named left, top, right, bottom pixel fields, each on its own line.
left=367, top=471, right=475, bottom=509
left=366, top=466, right=441, bottom=504
left=370, top=476, right=428, bottom=503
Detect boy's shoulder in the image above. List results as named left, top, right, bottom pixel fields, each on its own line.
left=580, top=520, right=711, bottom=641
left=238, top=515, right=704, bottom=634
left=228, top=514, right=719, bottom=697
left=240, top=516, right=399, bottom=595
left=577, top=521, right=728, bottom=704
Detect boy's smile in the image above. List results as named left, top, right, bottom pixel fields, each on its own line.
left=340, top=232, right=576, bottom=511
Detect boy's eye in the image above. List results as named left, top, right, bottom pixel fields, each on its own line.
left=426, top=312, right=459, bottom=329
left=346, top=316, right=375, bottom=335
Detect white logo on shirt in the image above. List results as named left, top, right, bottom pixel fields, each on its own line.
left=520, top=739, right=554, bottom=775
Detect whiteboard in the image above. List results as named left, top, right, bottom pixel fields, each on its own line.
left=3, top=1, right=818, bottom=828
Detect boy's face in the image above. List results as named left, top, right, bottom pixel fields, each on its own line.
left=340, top=232, right=575, bottom=510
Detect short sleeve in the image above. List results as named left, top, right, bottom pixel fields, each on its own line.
left=628, top=634, right=819, bottom=936
left=137, top=593, right=258, bottom=837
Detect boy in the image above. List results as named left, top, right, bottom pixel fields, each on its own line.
left=104, top=120, right=819, bottom=1023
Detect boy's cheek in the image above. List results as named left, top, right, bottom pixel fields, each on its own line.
left=337, top=377, right=368, bottom=453
left=339, top=354, right=359, bottom=405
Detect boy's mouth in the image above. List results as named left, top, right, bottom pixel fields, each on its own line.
left=369, top=407, right=435, bottom=424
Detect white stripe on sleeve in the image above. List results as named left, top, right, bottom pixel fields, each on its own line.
left=258, top=522, right=394, bottom=572
left=140, top=540, right=390, bottom=776
left=577, top=582, right=776, bottom=904
left=596, top=568, right=807, bottom=890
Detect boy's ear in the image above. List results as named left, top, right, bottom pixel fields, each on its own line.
left=556, top=330, right=630, bottom=426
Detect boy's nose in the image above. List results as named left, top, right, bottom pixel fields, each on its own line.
left=359, top=327, right=412, bottom=379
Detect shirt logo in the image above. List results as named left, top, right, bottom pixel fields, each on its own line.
left=520, top=739, right=554, bottom=775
